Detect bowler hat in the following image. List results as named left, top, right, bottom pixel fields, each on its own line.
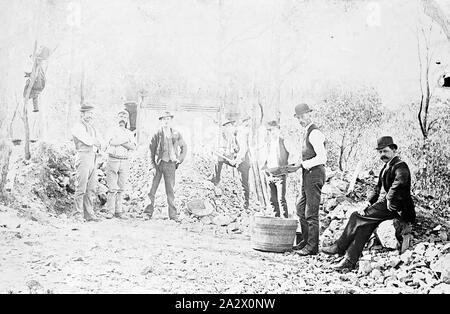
left=159, top=111, right=174, bottom=120
left=375, top=136, right=398, bottom=150
left=294, top=103, right=313, bottom=117
left=80, top=104, right=94, bottom=112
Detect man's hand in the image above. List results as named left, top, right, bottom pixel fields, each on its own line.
left=300, top=161, right=311, bottom=171
left=357, top=201, right=371, bottom=216
left=229, top=159, right=238, bottom=167
left=149, top=168, right=156, bottom=177
left=357, top=208, right=367, bottom=216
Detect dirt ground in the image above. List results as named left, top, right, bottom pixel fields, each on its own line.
left=1, top=149, right=448, bottom=294
left=0, top=205, right=435, bottom=294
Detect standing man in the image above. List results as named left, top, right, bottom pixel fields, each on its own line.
left=144, top=111, right=187, bottom=222
left=293, top=103, right=327, bottom=256
left=322, top=136, right=416, bottom=271
left=259, top=120, right=291, bottom=218
left=71, top=104, right=103, bottom=222
left=210, top=116, right=251, bottom=209
left=105, top=109, right=136, bottom=219
left=209, top=118, right=238, bottom=185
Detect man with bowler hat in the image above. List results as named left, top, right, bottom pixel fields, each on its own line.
left=71, top=104, right=103, bottom=222
left=293, top=103, right=327, bottom=256
left=322, top=136, right=416, bottom=271
left=144, top=111, right=187, bottom=222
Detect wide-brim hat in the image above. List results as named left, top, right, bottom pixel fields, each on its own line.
left=294, top=103, right=313, bottom=117
left=266, top=120, right=280, bottom=128
left=80, top=104, right=94, bottom=112
left=375, top=136, right=398, bottom=150
left=118, top=108, right=129, bottom=116
left=159, top=111, right=174, bottom=120
left=222, top=119, right=236, bottom=126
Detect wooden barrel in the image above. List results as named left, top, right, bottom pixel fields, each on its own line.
left=251, top=216, right=298, bottom=252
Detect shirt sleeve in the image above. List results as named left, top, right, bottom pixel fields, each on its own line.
left=302, top=129, right=327, bottom=169
left=71, top=123, right=94, bottom=146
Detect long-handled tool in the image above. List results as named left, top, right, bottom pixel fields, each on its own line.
left=213, top=151, right=236, bottom=165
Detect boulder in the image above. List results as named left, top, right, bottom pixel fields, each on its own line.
left=358, top=260, right=373, bottom=276
left=370, top=269, right=383, bottom=281
left=431, top=254, right=450, bottom=284
left=212, top=214, right=234, bottom=226
left=329, top=177, right=348, bottom=192
left=429, top=283, right=450, bottom=294
left=376, top=220, right=399, bottom=250
left=322, top=184, right=343, bottom=198
left=186, top=199, right=215, bottom=217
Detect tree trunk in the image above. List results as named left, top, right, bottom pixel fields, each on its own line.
left=0, top=139, right=12, bottom=202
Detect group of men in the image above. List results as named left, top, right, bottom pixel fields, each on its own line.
left=206, top=103, right=416, bottom=271
left=71, top=105, right=187, bottom=223
left=71, top=101, right=416, bottom=272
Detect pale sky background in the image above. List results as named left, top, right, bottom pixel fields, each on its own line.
left=1, top=0, right=450, bottom=129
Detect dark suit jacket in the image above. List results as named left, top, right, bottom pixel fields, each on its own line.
left=367, top=156, right=416, bottom=223
left=149, top=128, right=187, bottom=170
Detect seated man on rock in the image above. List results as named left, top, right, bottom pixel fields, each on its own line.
left=321, top=136, right=416, bottom=271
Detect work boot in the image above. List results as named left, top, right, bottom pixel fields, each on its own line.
left=115, top=213, right=128, bottom=220
left=71, top=212, right=84, bottom=223
left=170, top=215, right=181, bottom=223
left=85, top=215, right=101, bottom=222
left=295, top=247, right=318, bottom=256
left=104, top=212, right=114, bottom=219
left=321, top=244, right=342, bottom=256
left=292, top=241, right=307, bottom=251
left=143, top=204, right=154, bottom=217
left=332, top=258, right=357, bottom=272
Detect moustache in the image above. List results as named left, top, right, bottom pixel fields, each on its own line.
left=380, top=156, right=389, bottom=161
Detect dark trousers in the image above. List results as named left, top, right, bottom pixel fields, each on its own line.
left=268, top=175, right=288, bottom=218
left=148, top=160, right=177, bottom=219
left=296, top=165, right=326, bottom=252
left=336, top=199, right=399, bottom=264
left=212, top=157, right=250, bottom=206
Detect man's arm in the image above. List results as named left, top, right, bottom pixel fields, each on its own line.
left=301, top=129, right=327, bottom=169
left=386, top=164, right=410, bottom=211
left=120, top=130, right=137, bottom=151
left=71, top=123, right=94, bottom=146
left=177, top=133, right=187, bottom=163
left=367, top=174, right=382, bottom=205
left=149, top=133, right=158, bottom=169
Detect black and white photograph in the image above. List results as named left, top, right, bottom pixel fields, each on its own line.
left=0, top=0, right=449, bottom=298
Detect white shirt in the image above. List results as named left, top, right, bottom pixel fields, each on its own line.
left=266, top=134, right=280, bottom=169
left=71, top=121, right=96, bottom=146
left=106, top=126, right=136, bottom=158
left=302, top=122, right=327, bottom=169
